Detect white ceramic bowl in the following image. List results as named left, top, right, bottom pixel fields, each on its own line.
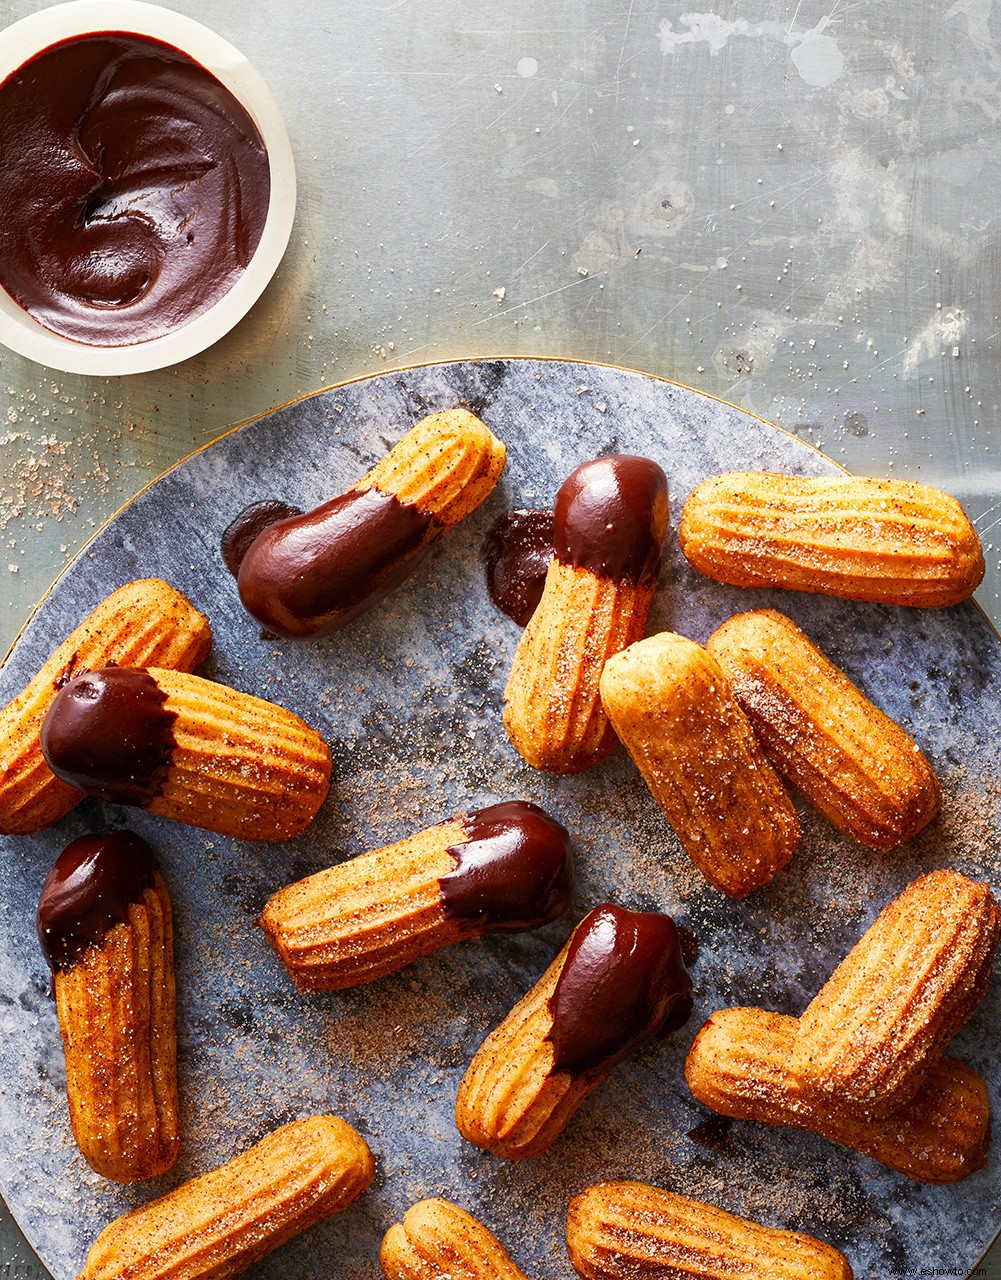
left=0, top=0, right=296, bottom=376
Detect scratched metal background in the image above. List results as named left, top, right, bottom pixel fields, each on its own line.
left=0, top=1, right=1000, bottom=1277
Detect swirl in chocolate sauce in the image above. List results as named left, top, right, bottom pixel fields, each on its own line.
left=0, top=34, right=270, bottom=346
left=221, top=501, right=304, bottom=578
left=37, top=831, right=158, bottom=972
left=546, top=903, right=693, bottom=1077
left=236, top=486, right=437, bottom=638
left=439, top=800, right=572, bottom=931
left=554, top=455, right=669, bottom=585
left=484, top=510, right=555, bottom=625
left=40, top=667, right=176, bottom=806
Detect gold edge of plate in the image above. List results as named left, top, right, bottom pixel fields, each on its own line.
left=975, top=1229, right=1001, bottom=1271
left=2, top=352, right=1000, bottom=1275
left=3, top=352, right=998, bottom=668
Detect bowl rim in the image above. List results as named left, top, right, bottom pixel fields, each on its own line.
left=0, top=0, right=297, bottom=376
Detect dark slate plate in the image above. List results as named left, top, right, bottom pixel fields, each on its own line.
left=0, top=359, right=998, bottom=1280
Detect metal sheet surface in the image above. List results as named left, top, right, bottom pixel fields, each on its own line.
left=0, top=361, right=997, bottom=1280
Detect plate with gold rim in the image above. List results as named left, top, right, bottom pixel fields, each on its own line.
left=0, top=358, right=998, bottom=1280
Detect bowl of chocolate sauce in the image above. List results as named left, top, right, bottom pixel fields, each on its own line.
left=0, top=0, right=296, bottom=374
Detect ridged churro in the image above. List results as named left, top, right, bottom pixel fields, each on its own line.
left=566, top=1180, right=853, bottom=1279
left=0, top=579, right=210, bottom=835
left=41, top=666, right=331, bottom=841
left=79, top=1115, right=374, bottom=1280
left=685, top=1006, right=989, bottom=1184
left=261, top=800, right=571, bottom=990
left=679, top=472, right=984, bottom=607
left=707, top=608, right=940, bottom=849
left=600, top=632, right=801, bottom=896
left=503, top=455, right=668, bottom=774
left=235, top=408, right=506, bottom=636
left=456, top=904, right=692, bottom=1159
left=789, top=870, right=999, bottom=1116
left=380, top=1199, right=528, bottom=1280
left=38, top=831, right=179, bottom=1182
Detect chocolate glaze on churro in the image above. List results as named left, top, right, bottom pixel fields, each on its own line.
left=41, top=667, right=175, bottom=805
left=554, top=456, right=668, bottom=586
left=37, top=831, right=158, bottom=972
left=222, top=501, right=304, bottom=577
left=440, top=800, right=571, bottom=931
left=237, top=487, right=436, bottom=637
left=547, top=903, right=692, bottom=1076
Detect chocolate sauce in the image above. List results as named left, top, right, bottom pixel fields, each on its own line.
left=237, top=486, right=437, bottom=638
left=439, top=800, right=571, bottom=931
left=53, top=652, right=83, bottom=690
left=677, top=924, right=700, bottom=968
left=688, top=1114, right=733, bottom=1154
left=554, top=456, right=669, bottom=585
left=484, top=510, right=554, bottom=625
left=0, top=34, right=270, bottom=346
left=40, top=667, right=176, bottom=806
left=546, top=903, right=693, bottom=1077
left=221, top=501, right=303, bottom=578
left=37, top=831, right=158, bottom=972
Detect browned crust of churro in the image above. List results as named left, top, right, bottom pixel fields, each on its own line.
left=380, top=1199, right=528, bottom=1279
left=789, top=870, right=999, bottom=1116
left=679, top=472, right=984, bottom=607
left=455, top=933, right=592, bottom=1160
left=566, top=1180, right=853, bottom=1279
left=145, top=668, right=331, bottom=841
left=0, top=580, right=211, bottom=835
left=78, top=1115, right=375, bottom=1280
left=355, top=408, right=506, bottom=529
left=56, top=872, right=179, bottom=1182
left=685, top=1006, right=989, bottom=1184
left=504, top=560, right=653, bottom=774
left=599, top=632, right=800, bottom=896
left=707, top=608, right=940, bottom=849
left=260, top=820, right=467, bottom=991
